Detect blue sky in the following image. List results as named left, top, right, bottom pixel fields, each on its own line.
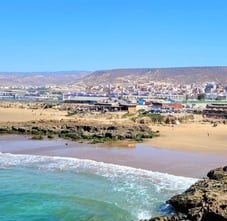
left=0, top=0, right=227, bottom=71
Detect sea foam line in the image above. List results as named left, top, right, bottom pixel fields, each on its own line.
left=0, top=152, right=198, bottom=190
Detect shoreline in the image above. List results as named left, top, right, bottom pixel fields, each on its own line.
left=0, top=104, right=226, bottom=178
left=0, top=135, right=226, bottom=178
left=146, top=122, right=227, bottom=157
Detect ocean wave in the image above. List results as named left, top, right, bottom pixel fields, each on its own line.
left=0, top=152, right=198, bottom=188
left=0, top=153, right=198, bottom=220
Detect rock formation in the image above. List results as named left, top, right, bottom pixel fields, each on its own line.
left=148, top=166, right=227, bottom=221
left=0, top=119, right=156, bottom=143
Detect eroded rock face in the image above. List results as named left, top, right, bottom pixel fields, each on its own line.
left=148, top=166, right=227, bottom=221
left=0, top=119, right=155, bottom=142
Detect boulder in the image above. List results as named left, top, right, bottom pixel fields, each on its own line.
left=147, top=166, right=227, bottom=221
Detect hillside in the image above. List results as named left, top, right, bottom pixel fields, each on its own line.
left=0, top=71, right=90, bottom=86
left=1, top=67, right=227, bottom=87
left=78, top=67, right=227, bottom=85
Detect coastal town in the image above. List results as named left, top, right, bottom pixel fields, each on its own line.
left=1, top=0, right=227, bottom=220
left=0, top=70, right=227, bottom=221
left=1, top=78, right=227, bottom=102
left=0, top=76, right=227, bottom=221
left=1, top=76, right=227, bottom=120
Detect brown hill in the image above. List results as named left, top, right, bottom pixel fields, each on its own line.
left=1, top=67, right=227, bottom=86
left=79, top=67, right=227, bottom=85
left=0, top=71, right=90, bottom=86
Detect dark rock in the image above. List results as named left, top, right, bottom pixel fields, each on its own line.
left=207, top=167, right=227, bottom=181
left=223, top=166, right=227, bottom=172
left=0, top=120, right=157, bottom=143
left=147, top=214, right=190, bottom=221
left=144, top=166, right=227, bottom=221
left=0, top=127, right=10, bottom=133
left=162, top=166, right=227, bottom=221
left=17, top=127, right=26, bottom=133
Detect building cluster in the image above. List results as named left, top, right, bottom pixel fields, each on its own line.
left=63, top=80, right=227, bottom=102
left=0, top=85, right=61, bottom=102
left=1, top=82, right=227, bottom=119
left=202, top=104, right=227, bottom=119
left=0, top=80, right=227, bottom=104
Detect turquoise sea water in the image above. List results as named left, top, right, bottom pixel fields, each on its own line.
left=0, top=153, right=197, bottom=221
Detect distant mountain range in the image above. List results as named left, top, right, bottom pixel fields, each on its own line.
left=0, top=71, right=90, bottom=86
left=1, top=67, right=227, bottom=86
left=79, top=67, right=227, bottom=85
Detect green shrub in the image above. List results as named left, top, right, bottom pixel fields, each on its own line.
left=146, top=113, right=164, bottom=123
left=31, top=135, right=44, bottom=140
left=66, top=112, right=76, bottom=116
left=47, top=134, right=55, bottom=139
left=122, top=112, right=135, bottom=118
left=64, top=133, right=81, bottom=141
left=135, top=134, right=143, bottom=142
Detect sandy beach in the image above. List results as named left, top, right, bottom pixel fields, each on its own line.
left=0, top=103, right=226, bottom=178
left=0, top=103, right=226, bottom=156
left=147, top=122, right=227, bottom=157
left=0, top=105, right=68, bottom=122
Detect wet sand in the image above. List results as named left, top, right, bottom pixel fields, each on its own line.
left=0, top=135, right=226, bottom=178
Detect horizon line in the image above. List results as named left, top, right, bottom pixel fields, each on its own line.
left=0, top=65, right=227, bottom=73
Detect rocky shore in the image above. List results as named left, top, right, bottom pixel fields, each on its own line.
left=0, top=119, right=157, bottom=143
left=146, top=166, right=227, bottom=221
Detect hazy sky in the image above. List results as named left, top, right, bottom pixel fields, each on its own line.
left=0, top=0, right=226, bottom=71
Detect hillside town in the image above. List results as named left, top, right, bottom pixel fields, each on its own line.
left=0, top=79, right=227, bottom=119
left=0, top=78, right=227, bottom=102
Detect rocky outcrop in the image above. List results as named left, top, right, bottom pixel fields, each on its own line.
left=148, top=166, right=227, bottom=221
left=0, top=119, right=157, bottom=143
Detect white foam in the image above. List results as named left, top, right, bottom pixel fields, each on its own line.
left=0, top=153, right=198, bottom=191
left=137, top=210, right=152, bottom=220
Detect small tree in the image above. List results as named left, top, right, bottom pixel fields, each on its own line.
left=197, top=93, right=206, bottom=100
left=185, top=94, right=189, bottom=102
